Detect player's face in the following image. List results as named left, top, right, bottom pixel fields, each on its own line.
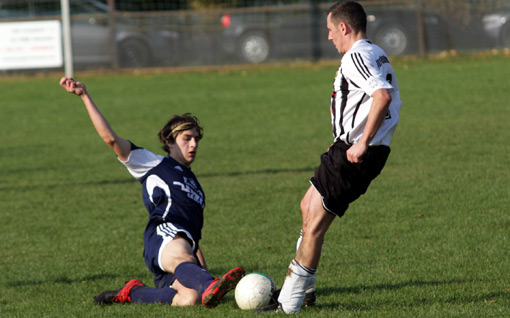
left=168, top=128, right=200, bottom=167
left=327, top=13, right=346, bottom=54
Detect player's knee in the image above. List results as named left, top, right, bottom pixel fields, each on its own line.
left=175, top=290, right=199, bottom=306
left=300, top=195, right=311, bottom=214
left=181, top=290, right=200, bottom=306
left=183, top=293, right=199, bottom=306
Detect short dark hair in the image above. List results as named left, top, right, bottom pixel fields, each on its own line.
left=328, top=1, right=367, bottom=34
left=158, top=113, right=203, bottom=154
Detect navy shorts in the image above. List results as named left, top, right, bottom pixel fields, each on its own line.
left=310, top=141, right=390, bottom=217
left=143, top=221, right=197, bottom=288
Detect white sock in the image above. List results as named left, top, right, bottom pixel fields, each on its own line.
left=278, top=259, right=316, bottom=314
left=295, top=230, right=320, bottom=290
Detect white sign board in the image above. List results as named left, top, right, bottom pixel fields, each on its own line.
left=0, top=20, right=63, bottom=70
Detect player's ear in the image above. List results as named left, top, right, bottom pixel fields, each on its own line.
left=339, top=22, right=348, bottom=34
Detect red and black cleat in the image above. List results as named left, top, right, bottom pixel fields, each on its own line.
left=201, top=267, right=245, bottom=308
left=93, top=279, right=145, bottom=305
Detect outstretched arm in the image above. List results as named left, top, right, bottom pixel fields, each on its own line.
left=59, top=77, right=131, bottom=161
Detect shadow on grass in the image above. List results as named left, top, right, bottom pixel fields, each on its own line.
left=198, top=166, right=315, bottom=178
left=7, top=273, right=119, bottom=287
left=323, top=279, right=467, bottom=295
left=313, top=279, right=509, bottom=311
left=7, top=268, right=246, bottom=289
left=1, top=167, right=314, bottom=192
left=0, top=178, right=135, bottom=192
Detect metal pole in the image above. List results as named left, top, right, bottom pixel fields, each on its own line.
left=60, top=0, right=73, bottom=77
left=108, top=0, right=119, bottom=70
left=310, top=0, right=322, bottom=61
left=415, top=0, right=427, bottom=57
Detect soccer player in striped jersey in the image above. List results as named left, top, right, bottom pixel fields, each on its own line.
left=59, top=77, right=244, bottom=308
left=262, top=1, right=402, bottom=313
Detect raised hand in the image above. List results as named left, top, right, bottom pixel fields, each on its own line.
left=59, top=77, right=86, bottom=96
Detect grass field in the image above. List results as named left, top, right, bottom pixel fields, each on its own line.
left=1, top=53, right=509, bottom=317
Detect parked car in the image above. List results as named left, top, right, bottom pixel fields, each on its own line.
left=218, top=0, right=495, bottom=63
left=483, top=9, right=510, bottom=47
left=219, top=1, right=336, bottom=64
left=0, top=0, right=180, bottom=68
left=365, top=7, right=449, bottom=56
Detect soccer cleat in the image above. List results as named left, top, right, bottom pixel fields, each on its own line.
left=271, top=287, right=316, bottom=307
left=93, top=288, right=121, bottom=305
left=93, top=279, right=145, bottom=305
left=201, top=267, right=245, bottom=308
left=303, top=288, right=316, bottom=307
left=252, top=302, right=283, bottom=313
left=253, top=287, right=316, bottom=312
left=269, top=288, right=281, bottom=305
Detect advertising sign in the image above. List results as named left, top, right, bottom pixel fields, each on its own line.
left=0, top=20, right=63, bottom=70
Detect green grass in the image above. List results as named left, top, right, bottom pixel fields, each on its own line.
left=1, top=54, right=509, bottom=317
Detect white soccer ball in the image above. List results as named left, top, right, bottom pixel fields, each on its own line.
left=235, top=272, right=276, bottom=310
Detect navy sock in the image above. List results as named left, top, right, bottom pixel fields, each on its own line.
left=174, top=262, right=215, bottom=295
left=129, top=285, right=177, bottom=305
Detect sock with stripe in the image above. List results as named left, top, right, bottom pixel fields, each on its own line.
left=277, top=259, right=316, bottom=314
left=295, top=229, right=322, bottom=290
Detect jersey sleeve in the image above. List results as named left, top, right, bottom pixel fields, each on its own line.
left=342, top=50, right=394, bottom=96
left=118, top=142, right=164, bottom=181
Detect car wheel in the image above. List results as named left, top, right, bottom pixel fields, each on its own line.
left=373, top=24, right=409, bottom=56
left=500, top=21, right=510, bottom=47
left=238, top=32, right=270, bottom=64
left=118, top=38, right=151, bottom=68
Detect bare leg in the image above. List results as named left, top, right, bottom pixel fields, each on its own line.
left=171, top=279, right=199, bottom=306
left=160, top=235, right=197, bottom=273
left=278, top=185, right=335, bottom=313
left=296, top=186, right=335, bottom=269
left=160, top=235, right=206, bottom=306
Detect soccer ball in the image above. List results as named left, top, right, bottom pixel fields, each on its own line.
left=235, top=272, right=276, bottom=310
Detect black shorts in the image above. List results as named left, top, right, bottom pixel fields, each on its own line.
left=310, top=141, right=390, bottom=217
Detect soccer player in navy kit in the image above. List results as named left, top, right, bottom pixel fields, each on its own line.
left=59, top=77, right=244, bottom=308
left=259, top=1, right=402, bottom=313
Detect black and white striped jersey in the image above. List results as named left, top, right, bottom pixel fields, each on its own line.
left=331, top=39, right=402, bottom=146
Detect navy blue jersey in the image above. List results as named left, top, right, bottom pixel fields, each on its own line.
left=120, top=142, right=205, bottom=243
